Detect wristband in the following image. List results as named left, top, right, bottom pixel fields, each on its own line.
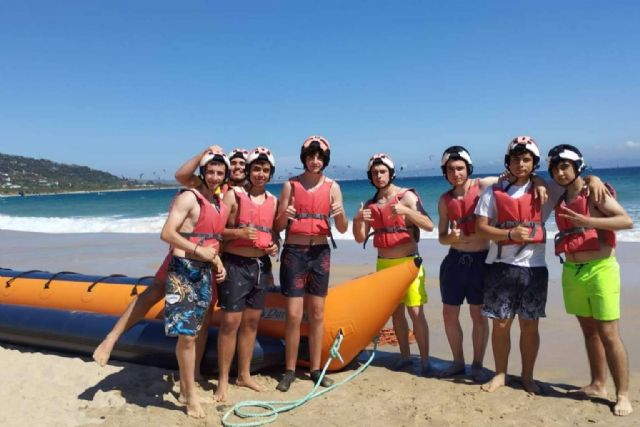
left=507, top=229, right=513, bottom=241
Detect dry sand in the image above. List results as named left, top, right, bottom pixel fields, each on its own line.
left=1, top=231, right=639, bottom=426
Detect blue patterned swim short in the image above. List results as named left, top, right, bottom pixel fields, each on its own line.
left=164, top=256, right=212, bottom=337
left=481, top=262, right=548, bottom=320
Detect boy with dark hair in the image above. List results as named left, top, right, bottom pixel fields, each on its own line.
left=160, top=151, right=229, bottom=418
left=214, top=147, right=279, bottom=402
left=274, top=136, right=348, bottom=392
left=548, top=144, right=633, bottom=416
left=353, top=153, right=434, bottom=374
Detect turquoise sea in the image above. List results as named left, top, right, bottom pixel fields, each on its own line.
left=1, top=167, right=639, bottom=241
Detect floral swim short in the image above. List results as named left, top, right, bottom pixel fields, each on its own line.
left=164, top=256, right=212, bottom=337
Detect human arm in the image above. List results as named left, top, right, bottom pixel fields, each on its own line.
left=477, top=176, right=499, bottom=191
left=160, top=191, right=218, bottom=261
left=352, top=202, right=372, bottom=244
left=211, top=255, right=227, bottom=283
left=274, top=181, right=295, bottom=233
left=558, top=193, right=634, bottom=231
left=330, top=182, right=349, bottom=234
left=174, top=145, right=224, bottom=187
left=584, top=175, right=610, bottom=203
left=437, top=197, right=460, bottom=245
left=392, top=190, right=434, bottom=232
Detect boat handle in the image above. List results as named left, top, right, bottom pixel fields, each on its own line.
left=131, top=276, right=155, bottom=296
left=6, top=270, right=47, bottom=287
left=86, top=274, right=128, bottom=293
left=42, top=271, right=79, bottom=289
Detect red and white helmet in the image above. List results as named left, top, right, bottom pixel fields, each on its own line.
left=505, top=135, right=541, bottom=169
left=229, top=148, right=249, bottom=162
left=199, top=150, right=230, bottom=181
left=367, top=153, right=396, bottom=182
left=246, top=146, right=276, bottom=178
left=300, top=135, right=331, bottom=169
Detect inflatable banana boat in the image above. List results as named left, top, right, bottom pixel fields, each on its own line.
left=0, top=258, right=420, bottom=371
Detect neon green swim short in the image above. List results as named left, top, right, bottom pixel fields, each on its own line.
left=376, top=256, right=427, bottom=307
left=562, top=256, right=620, bottom=321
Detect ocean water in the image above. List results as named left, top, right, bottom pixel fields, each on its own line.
left=1, top=167, right=639, bottom=241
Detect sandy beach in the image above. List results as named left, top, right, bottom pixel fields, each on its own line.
left=1, top=231, right=639, bottom=426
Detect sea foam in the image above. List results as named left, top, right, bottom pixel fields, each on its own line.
left=1, top=214, right=638, bottom=242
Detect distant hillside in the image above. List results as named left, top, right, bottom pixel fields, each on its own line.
left=0, top=153, right=168, bottom=195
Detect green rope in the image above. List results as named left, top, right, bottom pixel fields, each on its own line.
left=221, top=331, right=379, bottom=427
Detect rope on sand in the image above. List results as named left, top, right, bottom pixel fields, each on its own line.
left=221, top=330, right=378, bottom=427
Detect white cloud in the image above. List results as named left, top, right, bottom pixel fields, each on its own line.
left=624, top=140, right=640, bottom=149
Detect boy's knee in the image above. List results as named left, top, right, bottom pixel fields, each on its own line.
left=179, top=335, right=197, bottom=347
left=221, top=316, right=242, bottom=334
left=309, top=308, right=324, bottom=323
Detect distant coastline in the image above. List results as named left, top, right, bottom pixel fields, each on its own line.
left=2, top=165, right=639, bottom=197
left=0, top=184, right=177, bottom=198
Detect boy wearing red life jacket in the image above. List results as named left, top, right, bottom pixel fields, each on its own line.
left=548, top=145, right=633, bottom=417
left=273, top=136, right=349, bottom=392
left=214, top=147, right=280, bottom=402
left=474, top=136, right=553, bottom=395
left=160, top=152, right=229, bottom=418
left=353, top=153, right=434, bottom=375
left=437, top=146, right=500, bottom=381
left=92, top=146, right=240, bottom=371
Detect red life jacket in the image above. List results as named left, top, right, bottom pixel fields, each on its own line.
left=179, top=189, right=228, bottom=252
left=440, top=180, right=480, bottom=236
left=364, top=188, right=419, bottom=249
left=554, top=186, right=616, bottom=256
left=287, top=177, right=336, bottom=247
left=227, top=188, right=277, bottom=250
left=493, top=183, right=545, bottom=258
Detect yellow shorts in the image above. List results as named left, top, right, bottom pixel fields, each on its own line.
left=376, top=256, right=427, bottom=307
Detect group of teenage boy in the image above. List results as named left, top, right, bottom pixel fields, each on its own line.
left=91, top=135, right=633, bottom=418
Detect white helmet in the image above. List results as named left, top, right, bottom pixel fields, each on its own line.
left=246, top=147, right=276, bottom=178
left=440, top=146, right=473, bottom=175
left=229, top=148, right=249, bottom=161
left=199, top=150, right=230, bottom=181
left=367, top=153, right=396, bottom=183
left=505, top=136, right=541, bottom=169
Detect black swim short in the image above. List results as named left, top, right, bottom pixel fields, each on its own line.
left=439, top=248, right=488, bottom=306
left=481, top=262, right=548, bottom=320
left=164, top=256, right=212, bottom=337
left=279, top=244, right=331, bottom=297
left=217, top=252, right=273, bottom=312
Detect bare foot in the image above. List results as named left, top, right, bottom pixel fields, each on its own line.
left=614, top=394, right=633, bottom=416
left=214, top=382, right=228, bottom=402
left=186, top=396, right=205, bottom=419
left=567, top=384, right=608, bottom=400
left=92, top=338, right=115, bottom=367
left=237, top=376, right=266, bottom=392
left=438, top=361, right=466, bottom=378
left=522, top=377, right=540, bottom=394
left=178, top=393, right=187, bottom=404
left=481, top=373, right=506, bottom=392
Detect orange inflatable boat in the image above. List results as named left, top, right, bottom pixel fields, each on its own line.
left=0, top=258, right=420, bottom=370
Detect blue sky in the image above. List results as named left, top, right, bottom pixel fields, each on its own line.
left=1, top=1, right=639, bottom=180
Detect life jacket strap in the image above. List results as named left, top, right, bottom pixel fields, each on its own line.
left=362, top=226, right=414, bottom=249
left=180, top=232, right=224, bottom=245
left=234, top=223, right=273, bottom=234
